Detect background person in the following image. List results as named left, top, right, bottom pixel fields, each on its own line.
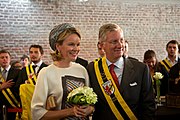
left=16, top=44, right=48, bottom=87
left=169, top=61, right=180, bottom=93
left=87, top=23, right=155, bottom=120
left=20, top=54, right=30, bottom=68
left=123, top=40, right=138, bottom=60
left=11, top=60, right=23, bottom=70
left=15, top=45, right=48, bottom=119
left=143, top=50, right=168, bottom=98
left=0, top=50, right=21, bottom=120
left=159, top=40, right=179, bottom=95
left=31, top=23, right=94, bottom=120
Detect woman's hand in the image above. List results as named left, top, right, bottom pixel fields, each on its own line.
left=73, top=105, right=94, bottom=118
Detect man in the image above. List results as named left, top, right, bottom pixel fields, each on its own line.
left=87, top=23, right=155, bottom=119
left=159, top=40, right=179, bottom=95
left=160, top=40, right=179, bottom=68
left=0, top=50, right=20, bottom=120
left=169, top=61, right=180, bottom=93
left=123, top=40, right=138, bottom=60
left=168, top=42, right=180, bottom=93
left=16, top=44, right=48, bottom=87
left=123, top=40, right=129, bottom=58
left=20, top=54, right=30, bottom=68
left=15, top=45, right=48, bottom=119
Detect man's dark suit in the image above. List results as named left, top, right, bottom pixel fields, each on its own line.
left=87, top=58, right=155, bottom=120
left=169, top=62, right=180, bottom=93
left=75, top=57, right=88, bottom=68
left=0, top=67, right=20, bottom=120
left=15, top=62, right=48, bottom=90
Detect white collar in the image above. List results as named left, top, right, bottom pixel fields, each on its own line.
left=166, top=56, right=178, bottom=65
left=32, top=60, right=43, bottom=67
left=106, top=57, right=124, bottom=68
left=1, top=65, right=11, bottom=72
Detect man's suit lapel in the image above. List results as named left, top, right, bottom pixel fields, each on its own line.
left=120, top=58, right=135, bottom=93
left=37, top=62, right=47, bottom=73
left=6, top=67, right=14, bottom=81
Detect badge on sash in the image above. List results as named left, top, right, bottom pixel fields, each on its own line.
left=28, top=73, right=35, bottom=79
left=102, top=80, right=115, bottom=95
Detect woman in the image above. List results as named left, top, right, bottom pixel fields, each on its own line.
left=143, top=50, right=168, bottom=96
left=143, top=50, right=159, bottom=95
left=143, top=50, right=158, bottom=77
left=31, top=23, right=94, bottom=120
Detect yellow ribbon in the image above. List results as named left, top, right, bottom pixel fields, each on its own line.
left=94, top=56, right=137, bottom=120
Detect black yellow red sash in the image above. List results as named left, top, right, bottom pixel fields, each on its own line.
left=19, top=65, right=37, bottom=120
left=26, top=65, right=37, bottom=85
left=160, top=58, right=172, bottom=72
left=94, top=56, right=137, bottom=120
left=0, top=73, right=20, bottom=108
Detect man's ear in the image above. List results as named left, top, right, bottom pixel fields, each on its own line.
left=166, top=47, right=168, bottom=52
left=99, top=42, right=104, bottom=48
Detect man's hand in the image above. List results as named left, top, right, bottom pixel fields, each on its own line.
left=25, top=80, right=30, bottom=84
left=175, top=77, right=180, bottom=84
left=0, top=79, right=15, bottom=90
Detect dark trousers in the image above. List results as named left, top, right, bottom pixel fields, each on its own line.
left=0, top=105, right=17, bottom=120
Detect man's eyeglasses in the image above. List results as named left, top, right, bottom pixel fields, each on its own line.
left=105, top=39, right=124, bottom=46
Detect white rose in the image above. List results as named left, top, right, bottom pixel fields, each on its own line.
left=153, top=72, right=164, bottom=80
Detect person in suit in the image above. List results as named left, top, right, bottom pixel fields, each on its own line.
left=75, top=56, right=88, bottom=68
left=169, top=45, right=180, bottom=93
left=169, top=61, right=180, bottom=93
left=14, top=45, right=48, bottom=119
left=123, top=40, right=138, bottom=61
left=159, top=40, right=179, bottom=95
left=15, top=44, right=48, bottom=87
left=87, top=23, right=155, bottom=120
left=0, top=50, right=20, bottom=120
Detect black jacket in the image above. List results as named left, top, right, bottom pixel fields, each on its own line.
left=75, top=57, right=88, bottom=69
left=15, top=62, right=48, bottom=91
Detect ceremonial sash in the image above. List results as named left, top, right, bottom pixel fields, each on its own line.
left=94, top=57, right=101, bottom=62
left=20, top=84, right=34, bottom=120
left=160, top=58, right=172, bottom=73
left=94, top=57, right=137, bottom=120
left=26, top=65, right=37, bottom=85
left=0, top=73, right=20, bottom=108
left=19, top=65, right=37, bottom=120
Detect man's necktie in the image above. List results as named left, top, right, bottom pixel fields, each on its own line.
left=32, top=65, right=37, bottom=74
left=2, top=69, right=7, bottom=80
left=110, top=64, right=119, bottom=88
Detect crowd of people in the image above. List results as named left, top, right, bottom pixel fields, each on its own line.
left=0, top=23, right=179, bottom=120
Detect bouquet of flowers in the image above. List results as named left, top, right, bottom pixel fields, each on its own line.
left=67, top=86, right=97, bottom=105
left=153, top=72, right=164, bottom=103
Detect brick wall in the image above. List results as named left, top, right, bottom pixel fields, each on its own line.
left=0, top=0, right=179, bottom=64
